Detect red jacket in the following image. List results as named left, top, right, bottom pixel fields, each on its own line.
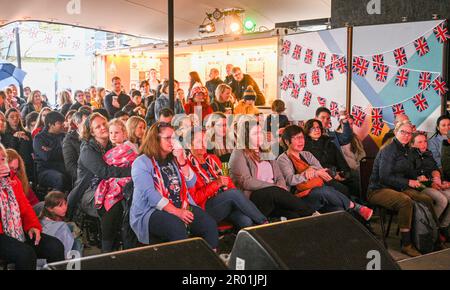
left=184, top=102, right=213, bottom=120
left=0, top=175, right=42, bottom=235
left=188, top=154, right=235, bottom=209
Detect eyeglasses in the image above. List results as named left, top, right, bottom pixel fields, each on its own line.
left=291, top=135, right=305, bottom=141
left=309, top=127, right=321, bottom=132
left=399, top=130, right=412, bottom=136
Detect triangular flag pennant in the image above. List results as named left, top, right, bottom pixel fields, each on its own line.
left=393, top=47, right=408, bottom=66
left=372, top=108, right=383, bottom=124
left=325, top=65, right=334, bottom=81
left=418, top=72, right=432, bottom=90
left=434, top=23, right=450, bottom=43
left=291, top=84, right=300, bottom=99
left=432, top=77, right=448, bottom=97
left=282, top=40, right=291, bottom=55
left=304, top=49, right=313, bottom=64
left=312, top=70, right=320, bottom=86
left=395, top=68, right=410, bottom=87
left=371, top=122, right=384, bottom=136
left=292, top=44, right=302, bottom=60
left=330, top=101, right=339, bottom=118
left=303, top=91, right=312, bottom=107
left=375, top=64, right=389, bottom=82
left=414, top=36, right=430, bottom=56
left=299, top=73, right=307, bottom=88
left=412, top=92, right=429, bottom=112
left=317, top=52, right=327, bottom=68
left=317, top=96, right=327, bottom=107
left=392, top=103, right=405, bottom=117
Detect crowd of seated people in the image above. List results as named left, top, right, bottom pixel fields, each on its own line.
left=1, top=71, right=450, bottom=270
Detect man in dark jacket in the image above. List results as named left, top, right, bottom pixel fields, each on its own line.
left=315, top=107, right=353, bottom=151
left=224, top=64, right=235, bottom=86
left=62, top=110, right=89, bottom=183
left=205, top=68, right=223, bottom=103
left=33, top=111, right=68, bottom=191
left=230, top=67, right=265, bottom=106
left=104, top=76, right=130, bottom=117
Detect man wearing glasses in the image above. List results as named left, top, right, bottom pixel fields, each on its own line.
left=230, top=67, right=266, bottom=106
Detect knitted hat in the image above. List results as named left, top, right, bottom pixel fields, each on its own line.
left=190, top=83, right=208, bottom=99
left=243, top=85, right=257, bottom=101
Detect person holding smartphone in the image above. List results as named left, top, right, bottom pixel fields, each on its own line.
left=0, top=144, right=64, bottom=269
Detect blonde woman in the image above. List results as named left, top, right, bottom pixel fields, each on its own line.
left=212, top=84, right=235, bottom=114
left=58, top=90, right=73, bottom=117
left=21, top=90, right=49, bottom=120
left=126, top=116, right=147, bottom=151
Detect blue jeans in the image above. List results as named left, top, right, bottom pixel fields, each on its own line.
left=148, top=205, right=219, bottom=249
left=38, top=169, right=68, bottom=191
left=301, top=185, right=351, bottom=213
left=205, top=189, right=267, bottom=229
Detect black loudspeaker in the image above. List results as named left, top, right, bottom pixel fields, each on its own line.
left=398, top=249, right=450, bottom=270
left=228, top=211, right=400, bottom=270
left=44, top=238, right=227, bottom=270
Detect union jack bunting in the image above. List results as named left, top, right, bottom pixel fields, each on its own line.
left=303, top=91, right=312, bottom=107
left=330, top=101, right=339, bottom=118
left=394, top=47, right=408, bottom=66
left=352, top=105, right=363, bottom=115
left=434, top=23, right=450, bottom=43
left=392, top=103, right=405, bottom=116
left=287, top=74, right=295, bottom=89
left=418, top=72, right=432, bottom=90
left=331, top=54, right=340, bottom=69
left=280, top=76, right=289, bottom=91
left=317, top=52, right=327, bottom=68
left=317, top=96, right=327, bottom=107
left=304, top=49, right=314, bottom=64
left=395, top=69, right=410, bottom=87
left=412, top=93, right=429, bottom=112
left=414, top=36, right=430, bottom=57
left=282, top=40, right=291, bottom=55
left=352, top=57, right=369, bottom=77
left=432, top=77, right=449, bottom=97
left=351, top=107, right=367, bottom=127
left=336, top=57, right=347, bottom=74
left=372, top=54, right=384, bottom=64
left=292, top=44, right=302, bottom=60
left=312, top=70, right=320, bottom=85
left=372, top=108, right=383, bottom=124
left=375, top=64, right=389, bottom=82
left=291, top=84, right=301, bottom=99
left=325, top=65, right=334, bottom=81
left=299, top=73, right=307, bottom=88
left=371, top=122, right=384, bottom=136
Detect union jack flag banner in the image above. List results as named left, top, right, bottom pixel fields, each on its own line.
left=418, top=72, right=432, bottom=90
left=325, top=65, right=334, bottom=81
left=291, top=84, right=301, bottom=99
left=312, top=70, right=320, bottom=85
left=375, top=64, right=389, bottom=82
left=317, top=52, right=327, bottom=68
left=371, top=121, right=384, bottom=136
left=299, top=73, right=307, bottom=88
left=372, top=54, right=384, bottom=65
left=331, top=54, right=340, bottom=69
left=352, top=57, right=369, bottom=77
left=412, top=92, right=429, bottom=112
left=336, top=57, right=348, bottom=74
left=392, top=103, right=405, bottom=117
left=330, top=101, right=339, bottom=118
left=304, top=49, right=314, bottom=64
left=372, top=108, right=383, bottom=124
left=432, top=77, right=449, bottom=97
left=317, top=96, right=327, bottom=107
left=434, top=23, right=450, bottom=43
left=282, top=40, right=291, bottom=55
left=394, top=47, right=408, bottom=66
left=395, top=68, right=410, bottom=87
left=414, top=36, right=430, bottom=57
left=287, top=74, right=295, bottom=89
left=292, top=44, right=302, bottom=60
left=351, top=107, right=367, bottom=127
left=280, top=76, right=290, bottom=91
left=303, top=91, right=312, bottom=107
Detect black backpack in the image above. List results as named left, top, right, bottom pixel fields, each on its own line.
left=411, top=201, right=438, bottom=254
left=121, top=181, right=138, bottom=249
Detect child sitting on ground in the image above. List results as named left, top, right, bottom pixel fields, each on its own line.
left=39, top=191, right=83, bottom=258
left=94, top=119, right=138, bottom=211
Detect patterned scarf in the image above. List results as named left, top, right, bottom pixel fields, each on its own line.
left=151, top=158, right=189, bottom=210
left=0, top=178, right=25, bottom=242
left=187, top=152, right=222, bottom=184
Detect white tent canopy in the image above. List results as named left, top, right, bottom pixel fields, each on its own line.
left=0, top=0, right=331, bottom=40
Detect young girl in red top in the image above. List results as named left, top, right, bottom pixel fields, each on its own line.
left=0, top=144, right=64, bottom=269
